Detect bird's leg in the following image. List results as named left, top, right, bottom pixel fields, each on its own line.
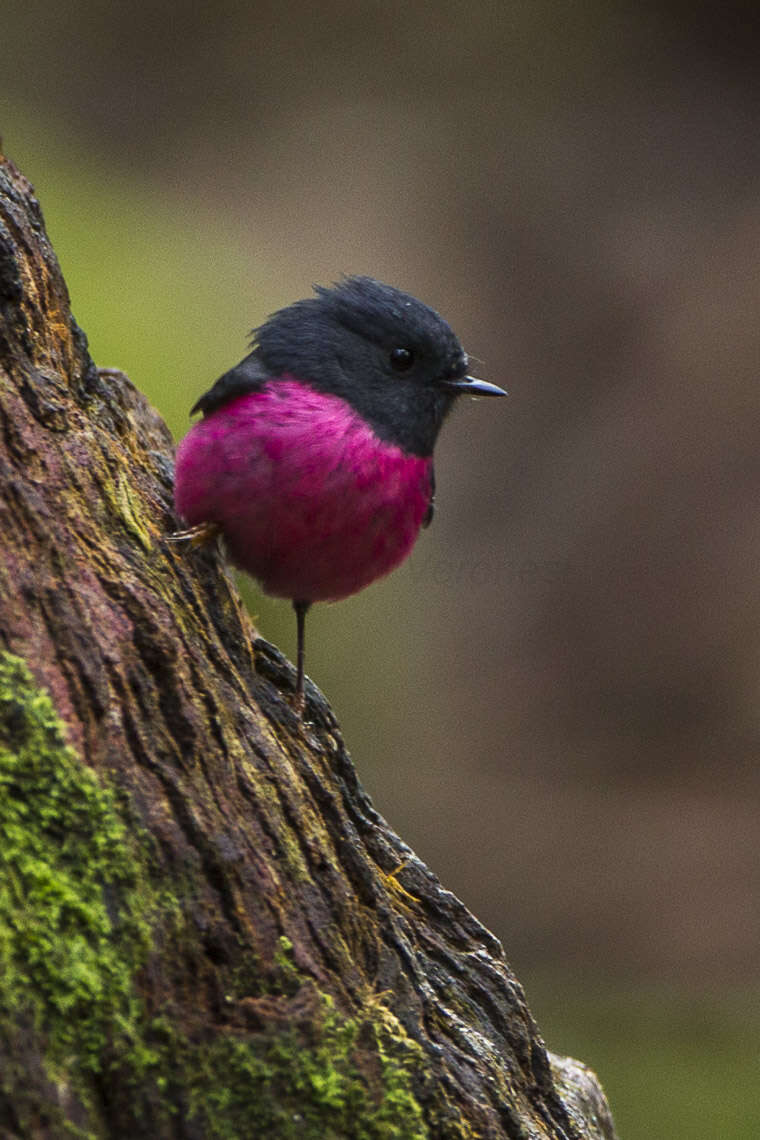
left=166, top=521, right=222, bottom=547
left=292, top=600, right=311, bottom=717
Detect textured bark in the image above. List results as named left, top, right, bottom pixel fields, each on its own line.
left=0, top=149, right=618, bottom=1140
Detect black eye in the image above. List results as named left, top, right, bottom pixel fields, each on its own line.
left=389, top=347, right=415, bottom=372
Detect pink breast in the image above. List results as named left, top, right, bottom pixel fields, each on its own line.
left=174, top=378, right=433, bottom=602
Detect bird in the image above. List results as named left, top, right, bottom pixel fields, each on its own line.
left=171, top=276, right=506, bottom=716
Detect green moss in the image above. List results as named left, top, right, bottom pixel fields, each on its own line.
left=0, top=652, right=161, bottom=1133
left=0, top=654, right=154, bottom=1052
left=187, top=986, right=429, bottom=1140
left=272, top=933, right=300, bottom=991
left=0, top=653, right=431, bottom=1137
left=184, top=937, right=428, bottom=1139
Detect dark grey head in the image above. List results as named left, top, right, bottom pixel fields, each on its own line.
left=194, top=276, right=505, bottom=456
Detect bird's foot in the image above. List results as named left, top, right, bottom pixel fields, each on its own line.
left=166, top=521, right=222, bottom=547
left=291, top=688, right=306, bottom=721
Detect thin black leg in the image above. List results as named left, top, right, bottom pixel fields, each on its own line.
left=292, top=600, right=311, bottom=716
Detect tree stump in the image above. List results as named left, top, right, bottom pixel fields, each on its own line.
left=0, top=148, right=618, bottom=1140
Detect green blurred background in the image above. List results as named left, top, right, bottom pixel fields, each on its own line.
left=2, top=3, right=759, bottom=1135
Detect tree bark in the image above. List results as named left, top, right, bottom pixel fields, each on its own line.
left=0, top=148, right=618, bottom=1140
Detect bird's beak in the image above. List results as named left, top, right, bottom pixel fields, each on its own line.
left=443, top=374, right=508, bottom=398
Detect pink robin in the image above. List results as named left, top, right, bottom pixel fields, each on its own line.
left=172, top=276, right=506, bottom=715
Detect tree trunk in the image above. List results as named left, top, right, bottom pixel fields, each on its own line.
left=0, top=148, right=618, bottom=1140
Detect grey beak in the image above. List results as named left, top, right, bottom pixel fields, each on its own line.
left=444, top=374, right=508, bottom=397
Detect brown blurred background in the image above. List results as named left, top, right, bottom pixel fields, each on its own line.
left=2, top=3, right=759, bottom=1135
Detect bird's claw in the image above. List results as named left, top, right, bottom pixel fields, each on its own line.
left=166, top=521, right=222, bottom=547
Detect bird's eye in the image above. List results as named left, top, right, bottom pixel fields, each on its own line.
left=389, top=347, right=415, bottom=372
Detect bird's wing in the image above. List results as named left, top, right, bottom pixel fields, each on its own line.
left=422, top=464, right=435, bottom=528
left=190, top=352, right=270, bottom=416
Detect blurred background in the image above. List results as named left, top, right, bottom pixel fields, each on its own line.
left=2, top=2, right=759, bottom=1135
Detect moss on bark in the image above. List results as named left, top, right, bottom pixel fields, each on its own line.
left=0, top=652, right=430, bottom=1139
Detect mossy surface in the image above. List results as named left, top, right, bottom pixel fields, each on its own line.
left=185, top=936, right=428, bottom=1140
left=0, top=651, right=160, bottom=1135
left=0, top=653, right=429, bottom=1138
left=189, top=993, right=429, bottom=1139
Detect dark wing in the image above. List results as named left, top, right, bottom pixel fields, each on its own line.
left=190, top=351, right=270, bottom=416
left=422, top=465, right=435, bottom=528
